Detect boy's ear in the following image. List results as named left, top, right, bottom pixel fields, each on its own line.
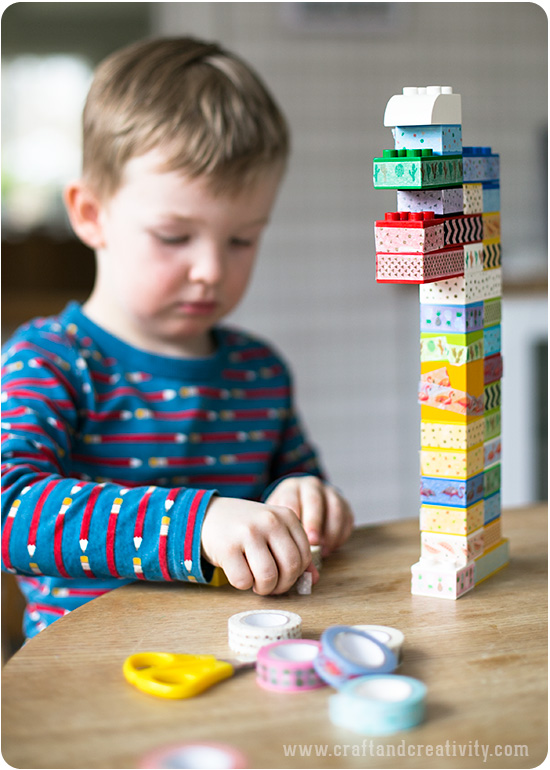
left=63, top=181, right=106, bottom=250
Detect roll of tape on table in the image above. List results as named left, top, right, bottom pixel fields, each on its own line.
left=228, top=610, right=302, bottom=659
left=329, top=675, right=427, bottom=735
left=352, top=625, right=404, bottom=663
left=256, top=639, right=326, bottom=692
left=140, top=741, right=248, bottom=769
left=322, top=626, right=397, bottom=674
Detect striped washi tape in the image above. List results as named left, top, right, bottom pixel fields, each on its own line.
left=314, top=626, right=397, bottom=687
left=228, top=610, right=302, bottom=659
left=352, top=625, right=405, bottom=663
left=140, top=741, right=248, bottom=769
left=256, top=639, right=326, bottom=693
left=329, top=675, right=427, bottom=735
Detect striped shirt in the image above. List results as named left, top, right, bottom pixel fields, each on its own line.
left=1, top=302, right=322, bottom=638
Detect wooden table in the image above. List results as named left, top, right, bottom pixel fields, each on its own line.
left=2, top=505, right=547, bottom=769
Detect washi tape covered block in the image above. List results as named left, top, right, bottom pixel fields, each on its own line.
left=373, top=150, right=463, bottom=190
left=484, top=354, right=503, bottom=385
left=419, top=269, right=502, bottom=305
left=397, top=186, right=463, bottom=216
left=484, top=299, right=501, bottom=328
left=374, top=212, right=445, bottom=253
left=420, top=528, right=484, bottom=566
left=420, top=446, right=485, bottom=479
left=483, top=517, right=502, bottom=549
left=462, top=147, right=500, bottom=183
left=420, top=331, right=484, bottom=366
left=420, top=418, right=485, bottom=450
left=411, top=559, right=475, bottom=598
left=482, top=182, right=500, bottom=213
left=485, top=410, right=501, bottom=441
left=420, top=502, right=484, bottom=536
left=474, top=539, right=509, bottom=584
left=462, top=183, right=483, bottom=215
left=420, top=475, right=485, bottom=508
left=420, top=302, right=484, bottom=333
left=392, top=124, right=462, bottom=155
left=376, top=248, right=465, bottom=284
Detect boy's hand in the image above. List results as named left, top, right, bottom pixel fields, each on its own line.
left=201, top=497, right=316, bottom=595
left=265, top=476, right=354, bottom=557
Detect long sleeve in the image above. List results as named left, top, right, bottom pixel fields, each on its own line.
left=1, top=327, right=216, bottom=584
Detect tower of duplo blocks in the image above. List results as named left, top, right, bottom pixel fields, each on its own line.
left=373, top=86, right=509, bottom=599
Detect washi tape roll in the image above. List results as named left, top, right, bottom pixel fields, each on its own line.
left=314, top=626, right=398, bottom=688
left=329, top=675, right=427, bottom=735
left=256, top=639, right=326, bottom=692
left=228, top=610, right=302, bottom=659
left=352, top=625, right=405, bottom=663
left=140, top=741, right=248, bottom=769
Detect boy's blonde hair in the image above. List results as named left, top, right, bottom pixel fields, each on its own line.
left=82, top=36, right=290, bottom=199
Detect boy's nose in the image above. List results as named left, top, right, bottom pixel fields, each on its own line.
left=188, top=243, right=224, bottom=285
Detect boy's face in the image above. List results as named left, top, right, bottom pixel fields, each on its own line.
left=83, top=149, right=282, bottom=357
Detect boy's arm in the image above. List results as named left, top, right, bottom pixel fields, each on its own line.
left=1, top=340, right=215, bottom=584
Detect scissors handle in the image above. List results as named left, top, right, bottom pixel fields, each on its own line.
left=123, top=652, right=235, bottom=699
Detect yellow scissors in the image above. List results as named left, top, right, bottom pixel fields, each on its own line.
left=122, top=652, right=254, bottom=699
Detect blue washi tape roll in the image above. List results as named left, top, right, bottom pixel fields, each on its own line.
left=329, top=675, right=427, bottom=735
left=321, top=626, right=398, bottom=677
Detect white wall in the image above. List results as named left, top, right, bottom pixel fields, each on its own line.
left=153, top=2, right=547, bottom=524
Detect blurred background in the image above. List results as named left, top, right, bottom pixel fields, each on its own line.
left=2, top=2, right=547, bottom=526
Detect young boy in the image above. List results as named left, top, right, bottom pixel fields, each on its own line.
left=1, top=37, right=353, bottom=639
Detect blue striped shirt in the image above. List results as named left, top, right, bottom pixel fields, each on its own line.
left=1, top=302, right=322, bottom=637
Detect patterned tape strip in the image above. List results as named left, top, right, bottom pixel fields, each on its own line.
left=329, top=675, right=427, bottom=735
left=256, top=640, right=325, bottom=693
left=140, top=742, right=248, bottom=769
left=228, top=610, right=302, bottom=659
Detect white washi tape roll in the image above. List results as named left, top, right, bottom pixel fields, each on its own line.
left=352, top=625, right=404, bottom=662
left=228, top=610, right=302, bottom=658
left=140, top=741, right=248, bottom=769
left=329, top=675, right=427, bottom=735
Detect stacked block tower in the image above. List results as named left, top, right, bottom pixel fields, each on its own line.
left=373, top=86, right=509, bottom=598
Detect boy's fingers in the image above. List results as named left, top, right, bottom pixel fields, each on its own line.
left=299, top=478, right=326, bottom=545
left=323, top=486, right=354, bottom=555
left=305, top=562, right=320, bottom=585
left=222, top=549, right=255, bottom=591
left=244, top=542, right=279, bottom=595
left=268, top=525, right=310, bottom=594
left=268, top=483, right=302, bottom=520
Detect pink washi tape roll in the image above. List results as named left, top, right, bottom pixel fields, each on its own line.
left=256, top=639, right=326, bottom=693
left=140, top=741, right=247, bottom=769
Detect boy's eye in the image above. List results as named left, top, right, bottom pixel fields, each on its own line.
left=230, top=237, right=254, bottom=248
left=156, top=234, right=191, bottom=246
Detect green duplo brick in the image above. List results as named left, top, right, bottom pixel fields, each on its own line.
left=484, top=464, right=501, bottom=497
left=373, top=149, right=463, bottom=190
left=485, top=409, right=501, bottom=440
